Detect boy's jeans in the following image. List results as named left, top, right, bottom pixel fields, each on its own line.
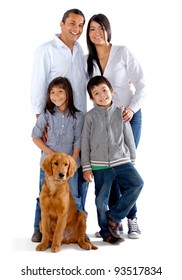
left=109, top=109, right=142, bottom=218
left=93, top=163, right=144, bottom=238
left=33, top=166, right=88, bottom=230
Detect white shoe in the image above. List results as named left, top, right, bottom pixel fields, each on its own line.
left=95, top=231, right=101, bottom=238
left=128, top=218, right=141, bottom=239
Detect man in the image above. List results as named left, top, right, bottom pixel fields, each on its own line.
left=31, top=9, right=87, bottom=116
left=31, top=9, right=88, bottom=242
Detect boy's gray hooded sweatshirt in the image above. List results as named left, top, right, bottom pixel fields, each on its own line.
left=81, top=103, right=136, bottom=172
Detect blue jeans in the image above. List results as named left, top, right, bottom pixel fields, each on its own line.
left=93, top=163, right=144, bottom=238
left=33, top=166, right=88, bottom=230
left=77, top=166, right=89, bottom=212
left=109, top=109, right=142, bottom=218
left=130, top=109, right=142, bottom=148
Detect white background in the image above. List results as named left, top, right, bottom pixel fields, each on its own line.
left=1, top=0, right=182, bottom=279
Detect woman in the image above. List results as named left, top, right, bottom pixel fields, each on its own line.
left=86, top=13, right=146, bottom=239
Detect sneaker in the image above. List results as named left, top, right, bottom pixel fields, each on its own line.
left=31, top=229, right=42, bottom=242
left=95, top=231, right=101, bottom=238
left=128, top=218, right=141, bottom=239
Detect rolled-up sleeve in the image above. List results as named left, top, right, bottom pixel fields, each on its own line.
left=124, top=47, right=146, bottom=113
left=31, top=113, right=47, bottom=138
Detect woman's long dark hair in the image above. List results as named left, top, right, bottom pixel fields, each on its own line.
left=86, top=14, right=112, bottom=78
left=45, top=76, right=79, bottom=118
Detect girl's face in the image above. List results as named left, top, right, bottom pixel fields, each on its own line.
left=50, top=86, right=67, bottom=111
left=90, top=83, right=113, bottom=108
left=88, top=21, right=108, bottom=46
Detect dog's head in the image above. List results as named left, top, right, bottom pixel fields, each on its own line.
left=41, top=152, right=77, bottom=181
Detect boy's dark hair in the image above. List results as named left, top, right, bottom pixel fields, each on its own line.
left=87, top=75, right=113, bottom=99
left=62, top=8, right=85, bottom=25
left=86, top=14, right=111, bottom=78
left=45, top=76, right=80, bottom=118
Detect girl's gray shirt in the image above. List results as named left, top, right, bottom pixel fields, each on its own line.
left=32, top=106, right=84, bottom=167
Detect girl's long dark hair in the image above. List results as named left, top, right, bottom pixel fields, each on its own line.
left=45, top=76, right=80, bottom=118
left=86, top=14, right=112, bottom=78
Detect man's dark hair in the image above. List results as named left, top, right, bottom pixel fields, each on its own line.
left=62, top=9, right=85, bottom=25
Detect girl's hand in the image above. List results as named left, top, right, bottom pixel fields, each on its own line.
left=122, top=107, right=134, bottom=122
left=83, top=170, right=93, bottom=183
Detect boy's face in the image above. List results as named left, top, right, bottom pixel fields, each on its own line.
left=90, top=83, right=113, bottom=108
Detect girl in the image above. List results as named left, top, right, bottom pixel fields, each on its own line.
left=31, top=76, right=85, bottom=242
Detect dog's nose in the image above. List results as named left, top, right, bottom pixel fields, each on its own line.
left=59, top=173, right=64, bottom=178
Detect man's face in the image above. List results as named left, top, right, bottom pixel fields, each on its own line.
left=60, top=13, right=84, bottom=43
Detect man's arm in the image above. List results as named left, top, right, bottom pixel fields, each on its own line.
left=31, top=46, right=50, bottom=115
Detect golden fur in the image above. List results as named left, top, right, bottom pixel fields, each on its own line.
left=36, top=152, right=98, bottom=252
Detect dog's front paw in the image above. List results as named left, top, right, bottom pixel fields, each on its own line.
left=36, top=242, right=48, bottom=251
left=79, top=241, right=92, bottom=250
left=83, top=243, right=92, bottom=250
left=91, top=243, right=98, bottom=250
left=51, top=244, right=61, bottom=253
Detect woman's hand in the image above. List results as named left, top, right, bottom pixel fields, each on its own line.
left=122, top=107, right=134, bottom=122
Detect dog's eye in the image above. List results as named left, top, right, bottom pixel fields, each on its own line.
left=53, top=162, right=58, bottom=166
left=64, top=163, right=68, bottom=166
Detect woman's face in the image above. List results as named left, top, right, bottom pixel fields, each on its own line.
left=88, top=20, right=108, bottom=46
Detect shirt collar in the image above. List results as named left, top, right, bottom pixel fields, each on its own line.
left=54, top=106, right=69, bottom=117
left=53, top=34, right=79, bottom=51
left=94, top=101, right=115, bottom=112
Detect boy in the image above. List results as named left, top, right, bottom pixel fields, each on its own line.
left=81, top=76, right=144, bottom=244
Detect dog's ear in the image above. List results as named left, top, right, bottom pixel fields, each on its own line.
left=67, top=155, right=77, bottom=178
left=41, top=154, right=53, bottom=176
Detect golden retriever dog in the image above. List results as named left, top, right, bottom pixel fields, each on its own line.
left=36, top=152, right=98, bottom=252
